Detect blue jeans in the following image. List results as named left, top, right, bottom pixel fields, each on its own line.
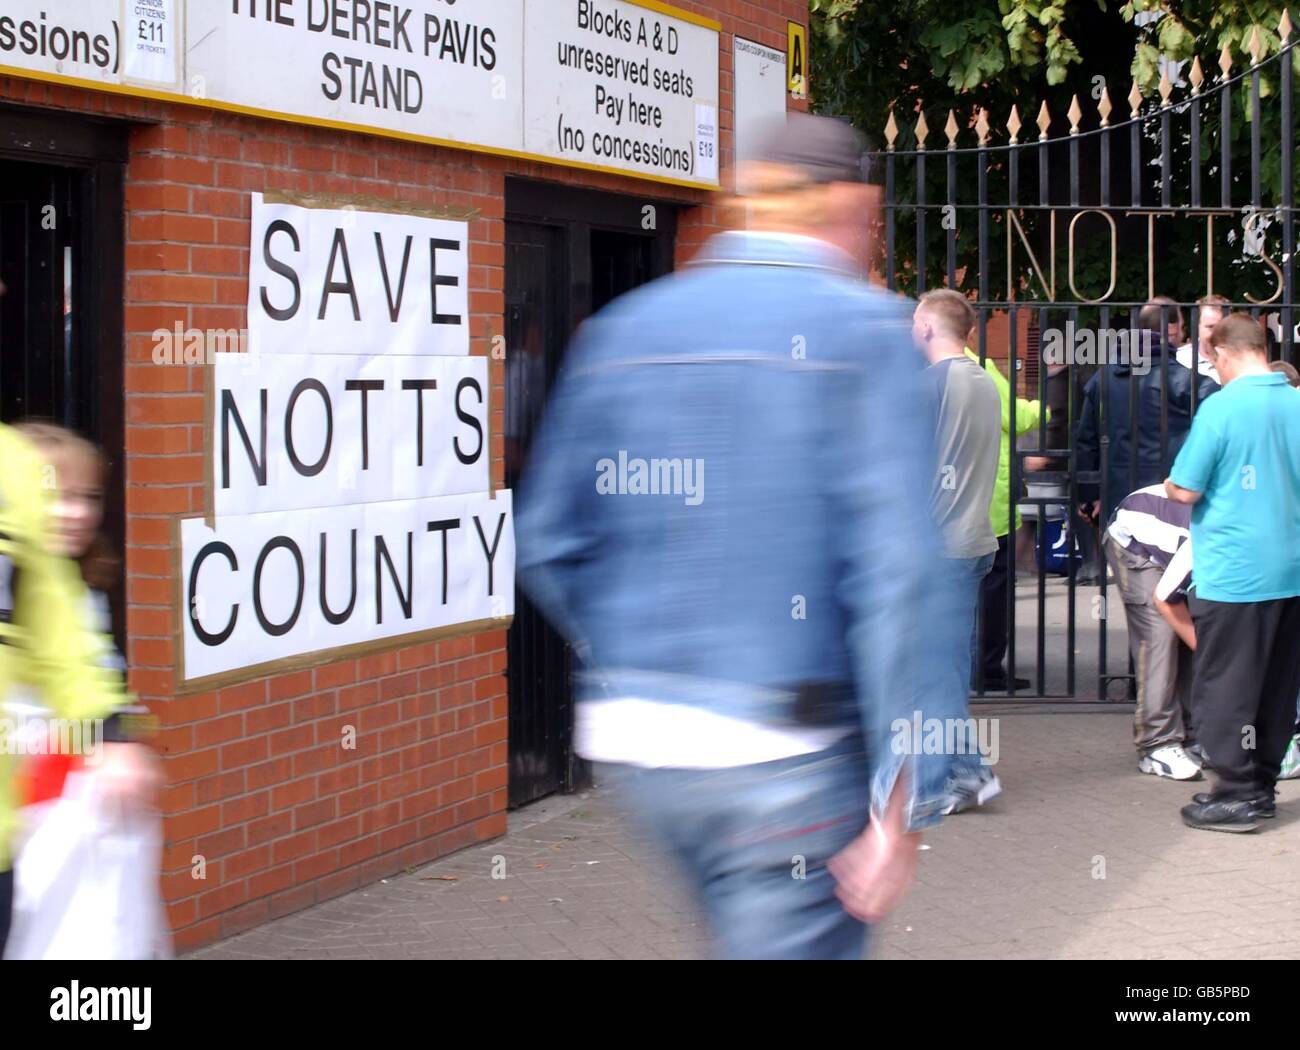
left=954, top=553, right=996, bottom=774
left=607, top=731, right=872, bottom=960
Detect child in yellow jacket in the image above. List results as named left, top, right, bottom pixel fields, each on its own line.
left=0, top=422, right=157, bottom=953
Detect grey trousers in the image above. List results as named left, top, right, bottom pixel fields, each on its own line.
left=1103, top=535, right=1196, bottom=754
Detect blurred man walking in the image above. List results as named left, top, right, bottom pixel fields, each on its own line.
left=517, top=114, right=960, bottom=958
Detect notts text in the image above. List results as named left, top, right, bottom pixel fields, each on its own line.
left=1002, top=206, right=1284, bottom=305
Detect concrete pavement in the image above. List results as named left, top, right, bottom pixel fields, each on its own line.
left=191, top=703, right=1300, bottom=960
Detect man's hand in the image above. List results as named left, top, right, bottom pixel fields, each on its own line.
left=827, top=779, right=922, bottom=924
left=1154, top=594, right=1197, bottom=651
left=93, top=742, right=162, bottom=821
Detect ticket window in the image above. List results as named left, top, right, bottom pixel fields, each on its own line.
left=0, top=108, right=127, bottom=645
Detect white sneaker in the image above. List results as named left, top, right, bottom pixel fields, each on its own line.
left=943, top=770, right=1002, bottom=814
left=1139, top=745, right=1203, bottom=781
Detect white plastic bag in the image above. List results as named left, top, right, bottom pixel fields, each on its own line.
left=4, top=770, right=172, bottom=960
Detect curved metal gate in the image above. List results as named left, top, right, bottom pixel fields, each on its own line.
left=866, top=25, right=1299, bottom=700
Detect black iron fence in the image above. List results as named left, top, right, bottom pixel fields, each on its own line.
left=868, top=18, right=1298, bottom=701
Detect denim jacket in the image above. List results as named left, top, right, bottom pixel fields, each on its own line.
left=516, top=231, right=962, bottom=832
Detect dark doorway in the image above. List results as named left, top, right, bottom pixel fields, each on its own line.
left=0, top=107, right=127, bottom=646
left=591, top=229, right=657, bottom=312
left=504, top=180, right=677, bottom=808
left=1, top=163, right=80, bottom=424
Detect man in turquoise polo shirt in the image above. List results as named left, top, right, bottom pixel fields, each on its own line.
left=1165, top=313, right=1300, bottom=833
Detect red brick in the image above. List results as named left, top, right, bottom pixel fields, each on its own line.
left=195, top=770, right=245, bottom=804
left=247, top=812, right=293, bottom=847
left=269, top=671, right=314, bottom=701
left=292, top=745, right=339, bottom=778
left=168, top=804, right=222, bottom=840
left=247, top=757, right=294, bottom=790
left=248, top=864, right=296, bottom=899
left=167, top=747, right=220, bottom=783
left=316, top=661, right=358, bottom=689
left=222, top=790, right=270, bottom=826
left=271, top=778, right=316, bottom=810
left=189, top=712, right=240, bottom=748
left=219, top=680, right=269, bottom=714
left=317, top=815, right=361, bottom=850
left=241, top=705, right=288, bottom=738
left=221, top=736, right=269, bottom=770
left=294, top=798, right=336, bottom=830
left=224, top=845, right=272, bottom=881
left=271, top=831, right=317, bottom=866
left=269, top=724, right=314, bottom=757
left=196, top=826, right=246, bottom=859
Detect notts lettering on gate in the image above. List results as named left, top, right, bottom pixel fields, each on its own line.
left=1005, top=206, right=1285, bottom=306
left=176, top=196, right=515, bottom=689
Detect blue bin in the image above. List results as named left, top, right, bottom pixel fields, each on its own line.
left=1038, top=517, right=1078, bottom=575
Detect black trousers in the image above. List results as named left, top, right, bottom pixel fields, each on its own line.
left=977, top=534, right=1011, bottom=683
left=0, top=868, right=11, bottom=958
left=1074, top=509, right=1103, bottom=581
left=1189, top=595, right=1300, bottom=797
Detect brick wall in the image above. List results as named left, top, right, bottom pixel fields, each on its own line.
left=0, top=0, right=808, bottom=951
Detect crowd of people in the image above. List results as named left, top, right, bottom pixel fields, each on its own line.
left=518, top=112, right=1300, bottom=958
left=1115, top=314, right=1300, bottom=830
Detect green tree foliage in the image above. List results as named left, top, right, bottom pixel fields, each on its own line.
left=811, top=1, right=1299, bottom=310
left=812, top=1, right=1296, bottom=121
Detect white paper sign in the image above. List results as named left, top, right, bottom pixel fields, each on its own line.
left=121, top=0, right=179, bottom=86
left=213, top=352, right=490, bottom=517
left=247, top=195, right=470, bottom=357
left=732, top=38, right=786, bottom=174
left=523, top=0, right=721, bottom=184
left=181, top=491, right=515, bottom=682
left=180, top=193, right=514, bottom=684
left=694, top=104, right=718, bottom=184
left=185, top=0, right=526, bottom=156
left=0, top=1, right=720, bottom=187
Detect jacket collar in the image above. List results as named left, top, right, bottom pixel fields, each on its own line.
left=689, top=230, right=861, bottom=278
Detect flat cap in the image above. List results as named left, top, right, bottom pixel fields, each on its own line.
left=748, top=112, right=871, bottom=184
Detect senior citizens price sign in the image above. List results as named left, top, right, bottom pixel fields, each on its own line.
left=177, top=195, right=514, bottom=688
left=0, top=0, right=721, bottom=188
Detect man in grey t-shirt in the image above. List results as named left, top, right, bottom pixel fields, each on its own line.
left=913, top=290, right=1002, bottom=812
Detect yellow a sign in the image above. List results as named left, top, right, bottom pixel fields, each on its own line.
left=788, top=22, right=808, bottom=99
